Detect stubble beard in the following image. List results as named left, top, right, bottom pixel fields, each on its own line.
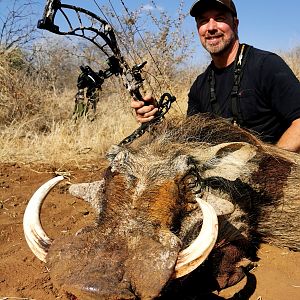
left=202, top=32, right=236, bottom=56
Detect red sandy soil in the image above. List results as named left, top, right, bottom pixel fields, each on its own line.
left=0, top=163, right=299, bottom=300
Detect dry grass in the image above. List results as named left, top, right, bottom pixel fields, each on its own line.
left=0, top=91, right=135, bottom=167
left=281, top=46, right=300, bottom=80
left=0, top=86, right=188, bottom=168
left=0, top=45, right=192, bottom=168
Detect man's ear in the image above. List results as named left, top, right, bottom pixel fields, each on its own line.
left=191, top=142, right=257, bottom=181
left=233, top=17, right=239, bottom=34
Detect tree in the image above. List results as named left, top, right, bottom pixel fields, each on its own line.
left=0, top=0, right=37, bottom=54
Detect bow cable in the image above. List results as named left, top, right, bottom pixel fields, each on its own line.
left=92, top=0, right=140, bottom=65
left=92, top=0, right=159, bottom=99
left=104, top=0, right=158, bottom=99
left=118, top=0, right=184, bottom=115
left=92, top=0, right=170, bottom=103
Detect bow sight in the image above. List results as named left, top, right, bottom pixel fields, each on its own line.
left=38, top=0, right=176, bottom=144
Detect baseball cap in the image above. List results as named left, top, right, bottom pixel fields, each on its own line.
left=190, top=0, right=237, bottom=17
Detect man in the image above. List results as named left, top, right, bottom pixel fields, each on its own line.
left=131, top=0, right=300, bottom=152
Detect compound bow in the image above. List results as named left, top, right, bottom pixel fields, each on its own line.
left=38, top=0, right=176, bottom=145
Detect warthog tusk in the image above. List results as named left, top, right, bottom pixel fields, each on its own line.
left=23, top=176, right=65, bottom=262
left=173, top=196, right=218, bottom=278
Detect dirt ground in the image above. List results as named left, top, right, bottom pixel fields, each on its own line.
left=0, top=163, right=299, bottom=300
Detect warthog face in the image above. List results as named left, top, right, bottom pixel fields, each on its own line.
left=23, top=115, right=300, bottom=299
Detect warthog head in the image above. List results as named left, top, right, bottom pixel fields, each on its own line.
left=23, top=115, right=300, bottom=299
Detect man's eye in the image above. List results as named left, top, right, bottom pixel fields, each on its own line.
left=215, top=17, right=225, bottom=22
left=197, top=19, right=208, bottom=26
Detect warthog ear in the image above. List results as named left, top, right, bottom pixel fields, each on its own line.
left=193, top=142, right=257, bottom=181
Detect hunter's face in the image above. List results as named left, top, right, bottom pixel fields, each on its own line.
left=196, top=8, right=238, bottom=55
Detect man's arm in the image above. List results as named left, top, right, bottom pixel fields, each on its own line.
left=276, top=118, right=300, bottom=153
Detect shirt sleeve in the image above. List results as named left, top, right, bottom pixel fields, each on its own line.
left=260, top=53, right=300, bottom=123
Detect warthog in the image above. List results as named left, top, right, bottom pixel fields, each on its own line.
left=23, top=114, right=300, bottom=299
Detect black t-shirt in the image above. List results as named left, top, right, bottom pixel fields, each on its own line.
left=187, top=46, right=300, bottom=143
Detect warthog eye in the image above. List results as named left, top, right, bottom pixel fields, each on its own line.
left=179, top=170, right=203, bottom=196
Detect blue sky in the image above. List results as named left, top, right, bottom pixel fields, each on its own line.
left=1, top=0, right=299, bottom=63
left=123, top=0, right=300, bottom=55
left=125, top=0, right=300, bottom=53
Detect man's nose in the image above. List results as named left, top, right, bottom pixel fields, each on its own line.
left=207, top=18, right=218, bottom=31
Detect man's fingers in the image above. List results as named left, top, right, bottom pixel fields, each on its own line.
left=136, top=115, right=155, bottom=123
left=130, top=100, right=144, bottom=109
left=130, top=96, right=158, bottom=124
left=136, top=105, right=157, bottom=115
left=136, top=107, right=158, bottom=123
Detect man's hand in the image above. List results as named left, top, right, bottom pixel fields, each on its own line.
left=130, top=94, right=158, bottom=123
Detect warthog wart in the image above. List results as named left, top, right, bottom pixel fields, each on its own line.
left=24, top=114, right=300, bottom=299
